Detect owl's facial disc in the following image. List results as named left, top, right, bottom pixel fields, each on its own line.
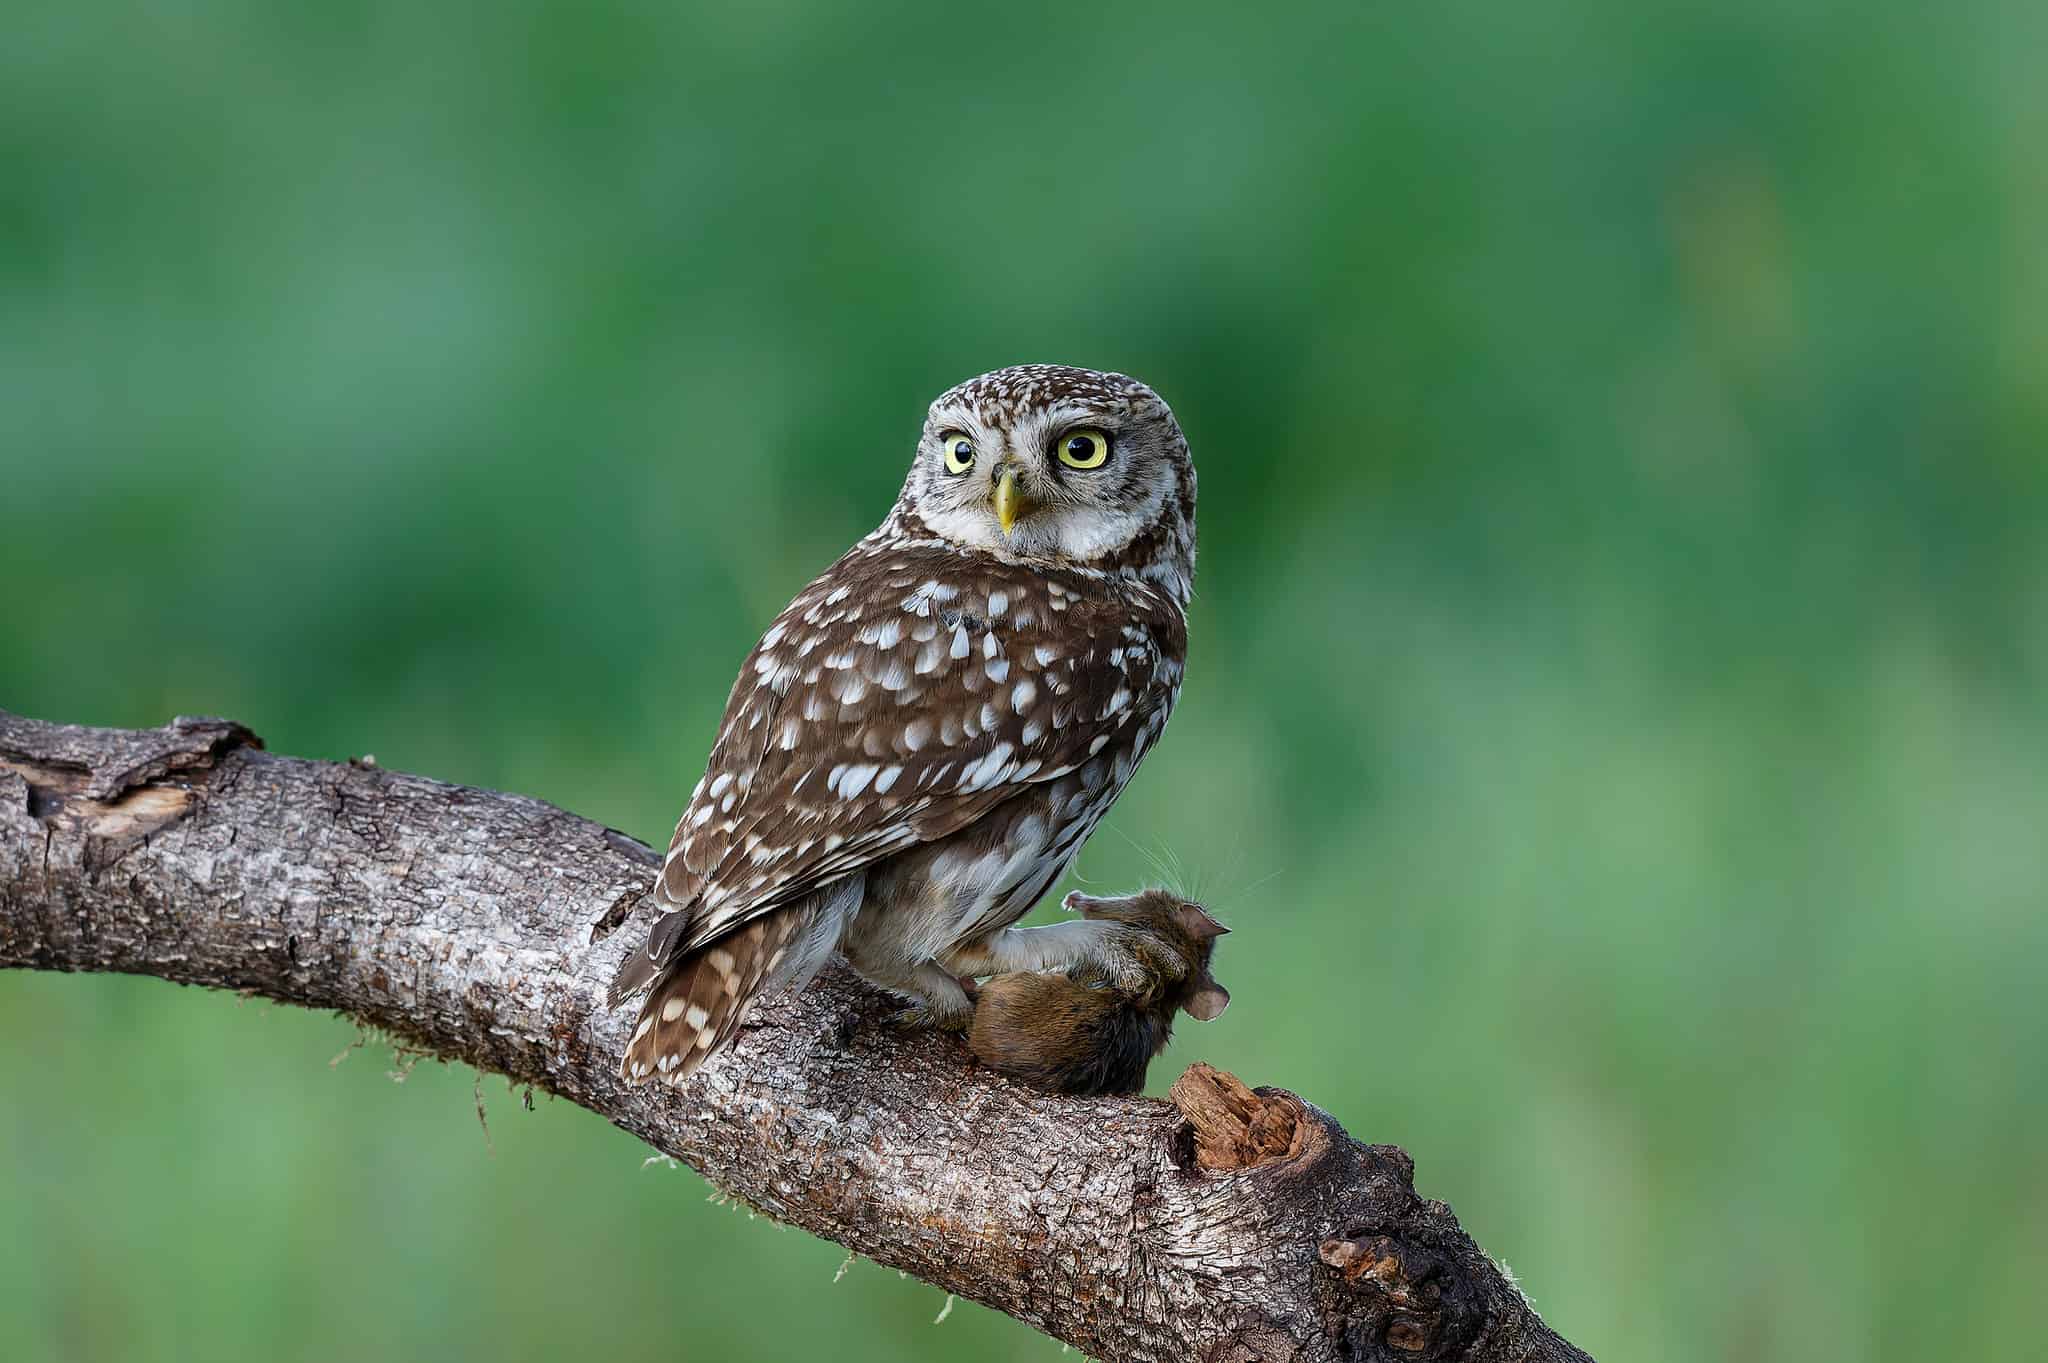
left=906, top=410, right=1174, bottom=561
left=893, top=367, right=1194, bottom=599
left=918, top=414, right=1137, bottom=558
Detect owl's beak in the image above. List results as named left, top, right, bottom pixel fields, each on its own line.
left=993, top=465, right=1035, bottom=536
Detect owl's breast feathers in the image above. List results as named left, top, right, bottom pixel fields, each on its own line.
left=644, top=543, right=1186, bottom=965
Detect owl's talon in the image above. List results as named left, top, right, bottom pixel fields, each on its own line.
left=1095, top=939, right=1152, bottom=993
left=886, top=1003, right=972, bottom=1035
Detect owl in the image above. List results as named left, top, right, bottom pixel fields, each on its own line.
left=609, top=364, right=1196, bottom=1084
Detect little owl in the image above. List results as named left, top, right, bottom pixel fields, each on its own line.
left=609, top=364, right=1196, bottom=1083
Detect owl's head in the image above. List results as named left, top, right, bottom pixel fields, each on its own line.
left=892, top=365, right=1196, bottom=601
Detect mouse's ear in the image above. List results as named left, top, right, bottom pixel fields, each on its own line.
left=1173, top=901, right=1230, bottom=942
left=1181, top=972, right=1231, bottom=1021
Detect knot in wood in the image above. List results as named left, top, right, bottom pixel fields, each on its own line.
left=1315, top=1231, right=1476, bottom=1361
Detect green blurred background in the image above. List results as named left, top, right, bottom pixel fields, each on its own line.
left=4, top=1, right=2045, bottom=1359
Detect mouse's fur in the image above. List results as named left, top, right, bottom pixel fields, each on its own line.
left=967, top=889, right=1229, bottom=1096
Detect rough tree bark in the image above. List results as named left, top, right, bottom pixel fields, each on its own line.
left=0, top=710, right=1594, bottom=1363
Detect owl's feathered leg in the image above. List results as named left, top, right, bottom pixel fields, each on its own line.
left=839, top=900, right=978, bottom=1032
left=940, top=919, right=1146, bottom=990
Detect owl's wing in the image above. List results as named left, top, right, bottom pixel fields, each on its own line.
left=614, top=552, right=1184, bottom=999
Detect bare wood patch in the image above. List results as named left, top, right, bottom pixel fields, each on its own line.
left=1170, top=1061, right=1307, bottom=1172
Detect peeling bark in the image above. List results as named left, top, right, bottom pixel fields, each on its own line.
left=0, top=710, right=1595, bottom=1363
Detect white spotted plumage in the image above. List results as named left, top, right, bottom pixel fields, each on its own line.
left=612, top=365, right=1196, bottom=1084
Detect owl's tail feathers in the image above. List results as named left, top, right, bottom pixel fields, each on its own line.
left=618, top=913, right=806, bottom=1086
left=606, top=906, right=692, bottom=1010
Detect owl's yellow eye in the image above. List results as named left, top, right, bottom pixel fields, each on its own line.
left=1056, top=428, right=1110, bottom=470
left=942, top=433, right=975, bottom=475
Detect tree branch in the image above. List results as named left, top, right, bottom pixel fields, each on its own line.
left=0, top=709, right=1593, bottom=1363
